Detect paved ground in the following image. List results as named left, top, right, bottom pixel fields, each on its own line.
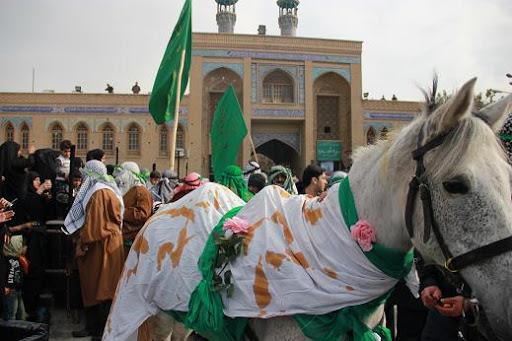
left=48, top=307, right=87, bottom=341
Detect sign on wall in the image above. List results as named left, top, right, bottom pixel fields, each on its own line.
left=317, top=141, right=342, bottom=161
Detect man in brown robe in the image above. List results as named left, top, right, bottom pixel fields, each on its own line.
left=64, top=160, right=124, bottom=340
left=113, top=161, right=153, bottom=257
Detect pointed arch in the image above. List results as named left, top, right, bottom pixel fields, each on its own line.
left=366, top=127, right=376, bottom=145
left=50, top=122, right=64, bottom=150
left=20, top=122, right=30, bottom=150
left=262, top=69, right=294, bottom=103
left=101, top=123, right=116, bottom=155
left=4, top=121, right=14, bottom=142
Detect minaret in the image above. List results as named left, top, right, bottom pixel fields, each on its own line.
left=277, top=0, right=299, bottom=36
left=215, top=0, right=238, bottom=34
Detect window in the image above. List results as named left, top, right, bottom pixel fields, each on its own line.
left=51, top=123, right=63, bottom=149
left=76, top=123, right=88, bottom=151
left=5, top=122, right=14, bottom=142
left=102, top=125, right=115, bottom=154
left=159, top=125, right=168, bottom=156
left=366, top=127, right=376, bottom=145
left=128, top=124, right=140, bottom=154
left=20, top=123, right=29, bottom=150
left=262, top=70, right=294, bottom=103
left=176, top=125, right=184, bottom=149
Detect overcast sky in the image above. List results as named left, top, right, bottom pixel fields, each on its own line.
left=0, top=0, right=510, bottom=101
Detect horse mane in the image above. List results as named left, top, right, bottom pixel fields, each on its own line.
left=422, top=73, right=439, bottom=115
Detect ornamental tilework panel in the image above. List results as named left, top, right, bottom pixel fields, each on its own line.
left=202, top=62, right=244, bottom=78
left=313, top=67, right=351, bottom=83
left=252, top=109, right=304, bottom=118
left=363, top=112, right=415, bottom=121
left=193, top=49, right=361, bottom=64
left=251, top=63, right=258, bottom=103
left=0, top=105, right=188, bottom=116
left=0, top=117, right=32, bottom=128
left=298, top=66, right=305, bottom=104
left=252, top=132, right=301, bottom=153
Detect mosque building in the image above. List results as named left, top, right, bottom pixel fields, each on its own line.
left=0, top=0, right=420, bottom=178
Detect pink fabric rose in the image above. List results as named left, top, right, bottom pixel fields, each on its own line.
left=350, top=220, right=377, bottom=252
left=223, top=217, right=251, bottom=235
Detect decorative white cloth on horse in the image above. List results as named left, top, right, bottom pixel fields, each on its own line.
left=105, top=182, right=401, bottom=340
left=222, top=184, right=398, bottom=318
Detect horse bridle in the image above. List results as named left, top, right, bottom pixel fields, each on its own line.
left=404, top=123, right=512, bottom=273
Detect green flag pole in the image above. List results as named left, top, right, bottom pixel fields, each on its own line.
left=169, top=49, right=186, bottom=172
left=247, top=133, right=259, bottom=164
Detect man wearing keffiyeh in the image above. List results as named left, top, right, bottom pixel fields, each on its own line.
left=63, top=160, right=125, bottom=340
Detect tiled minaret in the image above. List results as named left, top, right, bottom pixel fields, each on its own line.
left=215, top=0, right=238, bottom=34
left=277, top=0, right=299, bottom=36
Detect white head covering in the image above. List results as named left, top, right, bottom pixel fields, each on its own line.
left=243, top=161, right=261, bottom=183
left=63, top=160, right=123, bottom=235
left=114, top=161, right=145, bottom=195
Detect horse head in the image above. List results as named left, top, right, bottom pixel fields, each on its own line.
left=352, top=78, right=512, bottom=338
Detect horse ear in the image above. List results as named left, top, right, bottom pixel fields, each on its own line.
left=475, top=94, right=512, bottom=132
left=434, top=78, right=476, bottom=133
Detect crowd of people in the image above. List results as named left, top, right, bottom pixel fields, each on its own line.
left=0, top=139, right=485, bottom=340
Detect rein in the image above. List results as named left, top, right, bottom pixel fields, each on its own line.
left=404, top=123, right=512, bottom=272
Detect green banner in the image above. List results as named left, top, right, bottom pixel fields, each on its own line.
left=317, top=141, right=342, bottom=161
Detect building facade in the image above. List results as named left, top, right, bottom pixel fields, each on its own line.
left=0, top=4, right=422, bottom=178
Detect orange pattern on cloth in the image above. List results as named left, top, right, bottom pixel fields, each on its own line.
left=156, top=225, right=195, bottom=270
left=265, top=251, right=286, bottom=270
left=195, top=201, right=210, bottom=213
left=253, top=255, right=271, bottom=314
left=243, top=218, right=267, bottom=256
left=165, top=206, right=196, bottom=222
left=126, top=235, right=150, bottom=282
left=271, top=211, right=294, bottom=245
left=157, top=242, right=174, bottom=271
left=303, top=204, right=323, bottom=226
left=323, top=268, right=337, bottom=279
left=285, top=249, right=310, bottom=269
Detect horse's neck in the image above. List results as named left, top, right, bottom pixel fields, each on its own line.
left=349, top=141, right=413, bottom=253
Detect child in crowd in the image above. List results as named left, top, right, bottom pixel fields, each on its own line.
left=55, top=140, right=72, bottom=218
left=3, top=235, right=28, bottom=320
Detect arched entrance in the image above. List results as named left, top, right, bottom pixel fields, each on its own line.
left=313, top=72, right=351, bottom=168
left=202, top=67, right=243, bottom=178
left=256, top=139, right=301, bottom=176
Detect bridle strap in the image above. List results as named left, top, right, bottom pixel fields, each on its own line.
left=447, top=236, right=512, bottom=272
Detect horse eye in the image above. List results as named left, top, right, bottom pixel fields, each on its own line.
left=442, top=177, right=469, bottom=194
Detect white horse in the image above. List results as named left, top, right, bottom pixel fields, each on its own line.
left=106, top=78, right=512, bottom=340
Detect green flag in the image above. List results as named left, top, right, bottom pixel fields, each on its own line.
left=211, top=85, right=248, bottom=181
left=149, top=0, right=192, bottom=125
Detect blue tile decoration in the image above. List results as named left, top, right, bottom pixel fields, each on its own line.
left=251, top=63, right=258, bottom=103
left=0, top=106, right=52, bottom=113
left=1, top=117, right=32, bottom=128
left=0, top=105, right=187, bottom=116
left=193, top=49, right=361, bottom=64
left=252, top=132, right=301, bottom=153
left=252, top=109, right=304, bottom=117
left=298, top=66, right=305, bottom=104
left=364, top=112, right=416, bottom=121
left=202, top=62, right=244, bottom=78
left=313, top=67, right=351, bottom=83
